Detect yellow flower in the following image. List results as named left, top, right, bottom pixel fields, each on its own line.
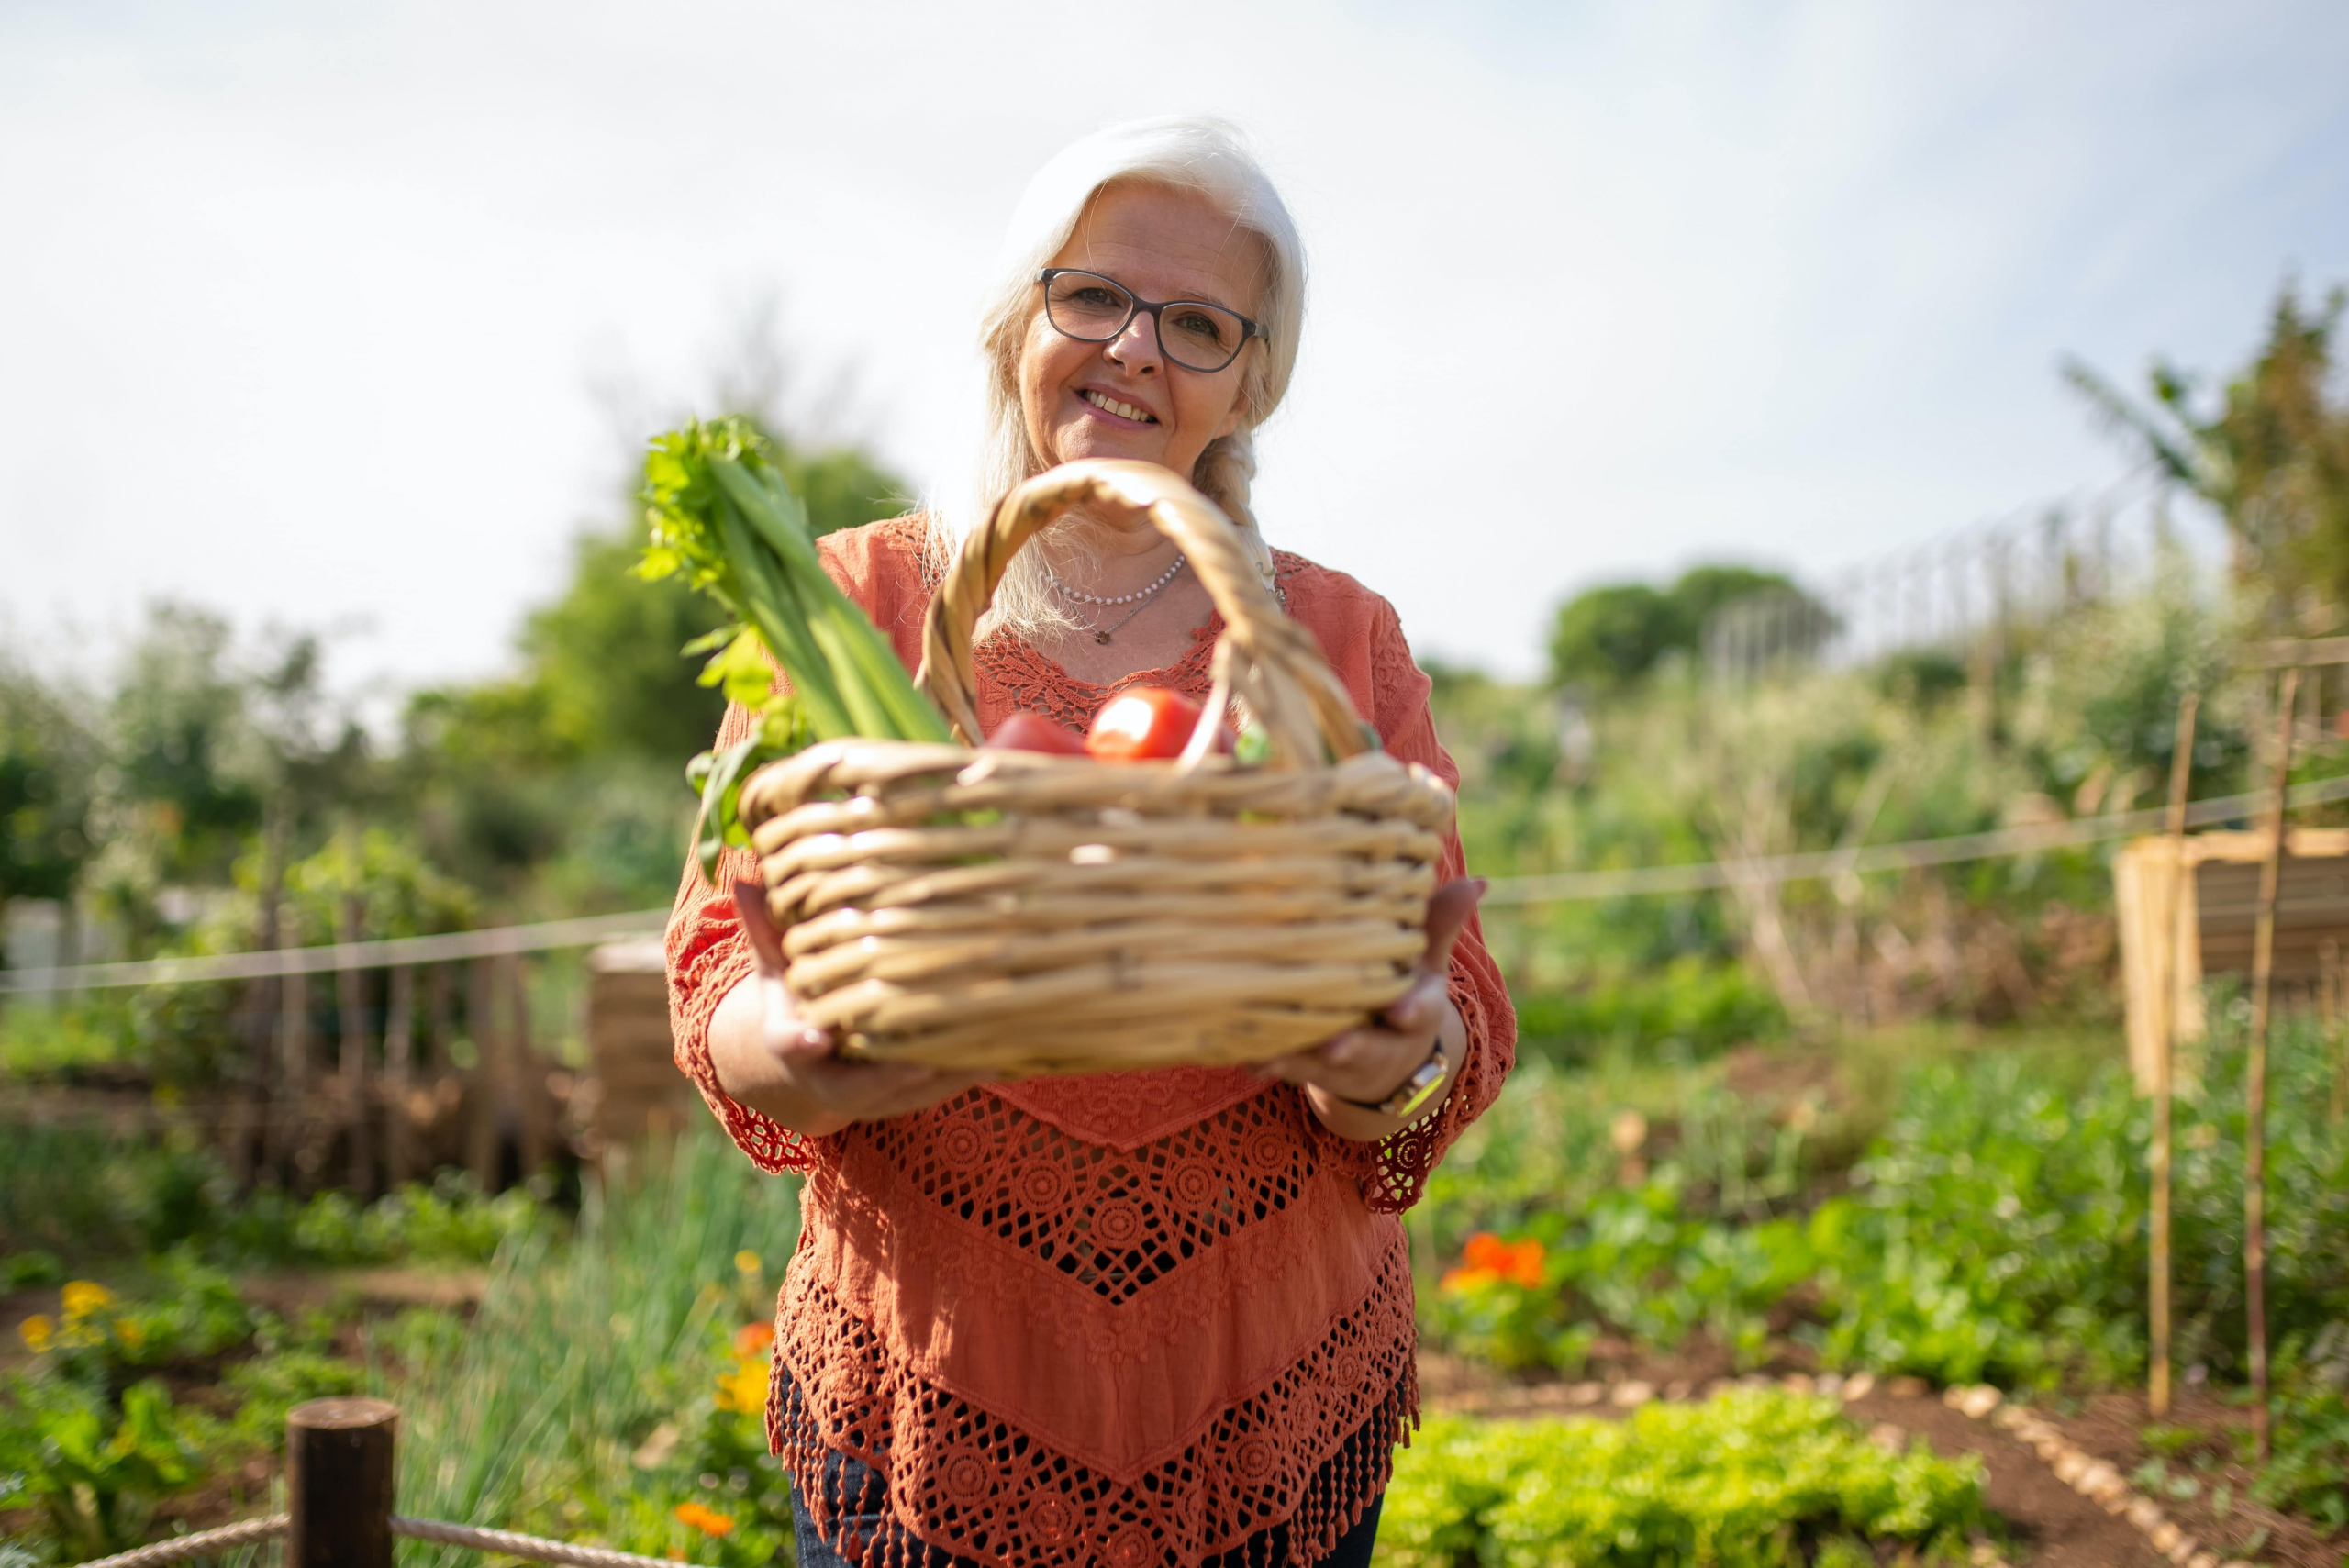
left=18, top=1314, right=54, bottom=1352
left=117, top=1319, right=146, bottom=1349
left=733, top=1250, right=763, bottom=1278
left=674, top=1500, right=736, bottom=1537
left=61, top=1281, right=116, bottom=1318
left=715, top=1360, right=769, bottom=1414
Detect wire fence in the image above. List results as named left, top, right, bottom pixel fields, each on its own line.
left=6, top=773, right=2341, bottom=1009
left=1703, top=466, right=2204, bottom=683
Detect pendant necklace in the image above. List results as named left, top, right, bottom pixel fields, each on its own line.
left=1047, top=557, right=1187, bottom=645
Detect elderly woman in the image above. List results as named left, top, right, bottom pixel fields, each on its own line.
left=667, top=117, right=1515, bottom=1568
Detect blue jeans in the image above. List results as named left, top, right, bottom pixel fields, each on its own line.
left=788, top=1445, right=1385, bottom=1568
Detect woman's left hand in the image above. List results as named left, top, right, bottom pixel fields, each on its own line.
left=1257, top=877, right=1485, bottom=1133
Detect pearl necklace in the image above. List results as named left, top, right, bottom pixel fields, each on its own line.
left=1045, top=557, right=1187, bottom=644
left=1045, top=556, right=1185, bottom=606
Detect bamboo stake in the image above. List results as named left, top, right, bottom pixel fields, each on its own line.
left=2245, top=666, right=2299, bottom=1465
left=2150, top=689, right=2199, bottom=1418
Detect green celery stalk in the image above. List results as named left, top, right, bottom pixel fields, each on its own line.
left=635, top=416, right=952, bottom=878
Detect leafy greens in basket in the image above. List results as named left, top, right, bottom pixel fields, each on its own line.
left=635, top=417, right=952, bottom=880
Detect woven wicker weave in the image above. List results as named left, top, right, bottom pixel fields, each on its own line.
left=736, top=460, right=1455, bottom=1076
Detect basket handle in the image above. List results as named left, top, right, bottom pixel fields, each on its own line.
left=917, top=460, right=1368, bottom=767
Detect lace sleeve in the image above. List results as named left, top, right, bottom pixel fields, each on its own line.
left=662, top=520, right=933, bottom=1173
left=1313, top=599, right=1517, bottom=1213
left=663, top=701, right=829, bottom=1175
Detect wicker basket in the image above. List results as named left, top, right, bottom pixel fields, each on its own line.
left=735, top=459, right=1456, bottom=1076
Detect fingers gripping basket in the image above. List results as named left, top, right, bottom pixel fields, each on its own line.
left=735, top=459, right=1457, bottom=1076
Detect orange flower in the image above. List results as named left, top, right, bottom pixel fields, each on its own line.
left=674, top=1500, right=736, bottom=1537
left=1461, top=1232, right=1511, bottom=1272
left=733, top=1321, right=775, bottom=1358
left=1439, top=1232, right=1544, bottom=1292
left=18, top=1314, right=54, bottom=1352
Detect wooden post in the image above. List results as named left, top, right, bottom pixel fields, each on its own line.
left=2149, top=690, right=2199, bottom=1418
left=468, top=957, right=502, bottom=1190
left=383, top=964, right=415, bottom=1188
left=2331, top=940, right=2348, bottom=1124
left=2245, top=666, right=2299, bottom=1464
left=285, top=1396, right=396, bottom=1568
left=505, top=954, right=551, bottom=1181
left=428, top=961, right=455, bottom=1075
left=277, top=962, right=311, bottom=1177
left=338, top=896, right=373, bottom=1196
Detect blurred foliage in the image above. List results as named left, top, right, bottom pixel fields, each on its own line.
left=0, top=1260, right=371, bottom=1558
left=0, top=656, right=98, bottom=908
left=1547, top=564, right=1815, bottom=690
left=0, top=408, right=907, bottom=1095
left=0, top=1122, right=535, bottom=1268
left=399, top=425, right=906, bottom=907
left=2069, top=280, right=2349, bottom=628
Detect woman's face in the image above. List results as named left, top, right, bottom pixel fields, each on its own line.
left=1018, top=181, right=1265, bottom=482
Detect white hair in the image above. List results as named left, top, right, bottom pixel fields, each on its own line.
left=927, top=115, right=1307, bottom=643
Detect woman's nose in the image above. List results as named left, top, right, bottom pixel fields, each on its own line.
left=1104, top=310, right=1163, bottom=373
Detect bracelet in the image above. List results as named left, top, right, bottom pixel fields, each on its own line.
left=1341, top=1040, right=1450, bottom=1120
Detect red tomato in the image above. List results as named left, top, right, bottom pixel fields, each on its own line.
left=985, top=712, right=1090, bottom=755
left=1085, top=687, right=1205, bottom=762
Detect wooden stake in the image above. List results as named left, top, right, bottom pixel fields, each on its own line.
left=2321, top=943, right=2339, bottom=1127
left=505, top=954, right=551, bottom=1181
left=468, top=957, right=501, bottom=1190
left=285, top=1396, right=396, bottom=1568
left=277, top=965, right=310, bottom=1178
left=2150, top=689, right=2199, bottom=1418
left=383, top=964, right=415, bottom=1188
left=338, top=895, right=373, bottom=1196
left=2332, top=940, right=2348, bottom=1124
left=2246, top=666, right=2299, bottom=1465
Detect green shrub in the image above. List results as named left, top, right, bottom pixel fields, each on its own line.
left=1377, top=1392, right=1984, bottom=1568
left=0, top=1377, right=209, bottom=1557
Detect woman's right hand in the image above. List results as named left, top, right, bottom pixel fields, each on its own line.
left=706, top=881, right=998, bottom=1137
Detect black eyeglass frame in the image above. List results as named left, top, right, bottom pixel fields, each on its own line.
left=1036, top=268, right=1269, bottom=373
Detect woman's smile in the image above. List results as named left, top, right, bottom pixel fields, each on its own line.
left=1076, top=385, right=1160, bottom=426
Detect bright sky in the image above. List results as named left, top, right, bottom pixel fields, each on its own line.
left=4, top=1, right=2346, bottom=688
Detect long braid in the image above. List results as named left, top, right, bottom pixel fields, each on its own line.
left=1192, top=427, right=1280, bottom=595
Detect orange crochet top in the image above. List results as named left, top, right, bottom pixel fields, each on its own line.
left=665, top=516, right=1515, bottom=1568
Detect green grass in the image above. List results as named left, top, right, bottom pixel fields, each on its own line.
left=374, top=1127, right=801, bottom=1564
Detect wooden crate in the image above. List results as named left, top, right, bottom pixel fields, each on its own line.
left=585, top=940, right=699, bottom=1143
left=2113, top=828, right=2349, bottom=1091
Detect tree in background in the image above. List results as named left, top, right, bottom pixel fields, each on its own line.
left=400, top=422, right=909, bottom=909
left=1547, top=565, right=1810, bottom=690
left=2067, top=281, right=2349, bottom=629
left=0, top=657, right=99, bottom=923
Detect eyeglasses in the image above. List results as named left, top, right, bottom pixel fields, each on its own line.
left=1037, top=268, right=1267, bottom=373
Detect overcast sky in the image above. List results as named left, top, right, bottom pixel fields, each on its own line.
left=4, top=1, right=2346, bottom=689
